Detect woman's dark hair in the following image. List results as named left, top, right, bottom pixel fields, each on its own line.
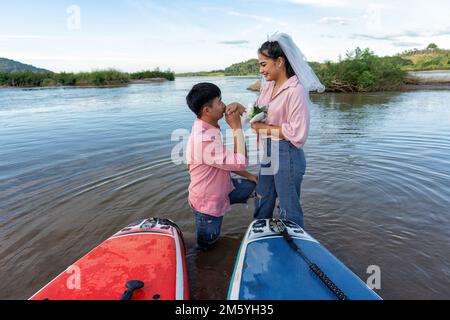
left=258, top=41, right=296, bottom=78
left=186, top=83, right=221, bottom=118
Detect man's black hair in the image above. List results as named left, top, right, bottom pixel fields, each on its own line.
left=186, top=83, right=221, bottom=118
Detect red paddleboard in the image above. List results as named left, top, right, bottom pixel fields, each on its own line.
left=30, top=218, right=189, bottom=300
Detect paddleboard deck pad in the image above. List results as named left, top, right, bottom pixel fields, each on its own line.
left=30, top=218, right=189, bottom=300
left=228, top=219, right=381, bottom=300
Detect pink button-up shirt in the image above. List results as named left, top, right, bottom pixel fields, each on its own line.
left=257, top=75, right=310, bottom=148
left=186, top=119, right=248, bottom=217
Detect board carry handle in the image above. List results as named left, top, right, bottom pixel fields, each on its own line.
left=120, top=280, right=145, bottom=300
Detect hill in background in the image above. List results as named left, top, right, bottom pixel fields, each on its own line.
left=398, top=43, right=450, bottom=71
left=0, top=58, right=51, bottom=73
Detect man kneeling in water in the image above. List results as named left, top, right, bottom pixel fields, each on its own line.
left=186, top=83, right=256, bottom=249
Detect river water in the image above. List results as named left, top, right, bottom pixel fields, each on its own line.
left=0, top=76, right=449, bottom=300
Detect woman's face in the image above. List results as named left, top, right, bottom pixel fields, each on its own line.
left=258, top=52, right=284, bottom=82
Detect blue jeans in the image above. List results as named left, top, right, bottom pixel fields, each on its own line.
left=194, top=178, right=256, bottom=249
left=254, top=139, right=306, bottom=228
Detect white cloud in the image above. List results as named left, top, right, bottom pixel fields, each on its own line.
left=391, top=41, right=423, bottom=47
left=352, top=26, right=450, bottom=41
left=221, top=9, right=289, bottom=27
left=0, top=35, right=47, bottom=40
left=287, top=0, right=350, bottom=7
left=319, top=17, right=351, bottom=26
left=226, top=10, right=272, bottom=23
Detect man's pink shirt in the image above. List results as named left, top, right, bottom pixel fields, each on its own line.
left=186, top=119, right=248, bottom=217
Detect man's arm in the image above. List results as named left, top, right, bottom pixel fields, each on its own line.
left=201, top=111, right=248, bottom=172
left=227, top=111, right=247, bottom=158
left=234, top=127, right=247, bottom=158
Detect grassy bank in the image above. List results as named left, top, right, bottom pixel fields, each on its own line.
left=311, top=45, right=450, bottom=91
left=0, top=69, right=175, bottom=88
left=312, top=48, right=406, bottom=92
left=398, top=48, right=450, bottom=71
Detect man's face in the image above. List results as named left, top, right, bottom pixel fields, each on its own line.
left=204, top=96, right=226, bottom=120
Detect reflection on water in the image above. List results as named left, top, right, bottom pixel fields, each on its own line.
left=0, top=77, right=449, bottom=299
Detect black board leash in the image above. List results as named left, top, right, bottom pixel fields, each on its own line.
left=270, top=219, right=349, bottom=300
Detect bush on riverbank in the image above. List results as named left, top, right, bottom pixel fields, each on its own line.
left=131, top=69, right=175, bottom=81
left=0, top=70, right=53, bottom=87
left=312, top=48, right=406, bottom=92
left=0, top=69, right=175, bottom=87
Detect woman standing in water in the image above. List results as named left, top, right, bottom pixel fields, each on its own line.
left=251, top=33, right=325, bottom=228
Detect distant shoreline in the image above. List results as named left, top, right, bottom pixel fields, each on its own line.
left=3, top=45, right=450, bottom=92
left=0, top=78, right=169, bottom=90
left=0, top=69, right=175, bottom=89
left=2, top=73, right=450, bottom=92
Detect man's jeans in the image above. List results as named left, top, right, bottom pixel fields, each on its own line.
left=254, top=139, right=306, bottom=228
left=194, top=178, right=256, bottom=249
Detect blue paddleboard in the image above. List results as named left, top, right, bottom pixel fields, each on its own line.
left=228, top=219, right=382, bottom=300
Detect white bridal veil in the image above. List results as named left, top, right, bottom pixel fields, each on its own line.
left=266, top=32, right=325, bottom=93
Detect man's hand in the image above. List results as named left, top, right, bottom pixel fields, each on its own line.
left=233, top=171, right=259, bottom=184
left=226, top=103, right=246, bottom=116
left=226, top=110, right=242, bottom=130
left=248, top=174, right=258, bottom=184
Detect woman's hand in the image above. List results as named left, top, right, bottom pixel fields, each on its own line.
left=251, top=122, right=266, bottom=131
left=226, top=103, right=246, bottom=116
left=251, top=122, right=285, bottom=140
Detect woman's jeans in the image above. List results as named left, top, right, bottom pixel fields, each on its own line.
left=254, top=139, right=306, bottom=228
left=194, top=178, right=256, bottom=249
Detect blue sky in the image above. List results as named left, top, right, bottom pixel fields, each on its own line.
left=1, top=0, right=450, bottom=72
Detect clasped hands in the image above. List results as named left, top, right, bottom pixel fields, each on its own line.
left=224, top=102, right=245, bottom=129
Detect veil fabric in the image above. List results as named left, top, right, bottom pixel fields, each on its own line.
left=265, top=32, right=325, bottom=93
